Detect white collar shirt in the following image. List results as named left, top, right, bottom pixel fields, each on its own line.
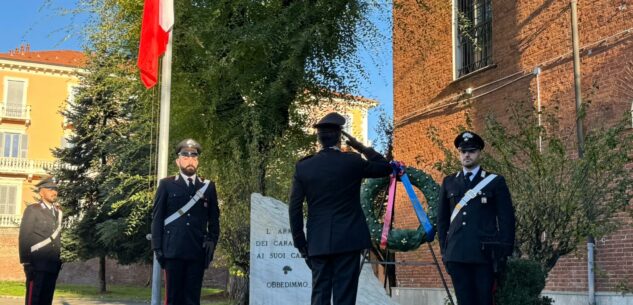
left=180, top=173, right=197, bottom=186
left=462, top=165, right=481, bottom=181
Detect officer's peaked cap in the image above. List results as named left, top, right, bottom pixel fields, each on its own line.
left=454, top=131, right=485, bottom=150
left=176, top=138, right=202, bottom=155
left=37, top=177, right=59, bottom=190
left=313, top=112, right=346, bottom=130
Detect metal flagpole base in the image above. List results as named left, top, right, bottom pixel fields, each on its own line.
left=151, top=253, right=162, bottom=305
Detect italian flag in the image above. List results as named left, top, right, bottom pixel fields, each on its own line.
left=137, top=0, right=174, bottom=89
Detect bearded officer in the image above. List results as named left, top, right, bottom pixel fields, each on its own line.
left=437, top=131, right=516, bottom=305
left=289, top=112, right=391, bottom=305
left=19, top=177, right=63, bottom=305
left=151, top=139, right=220, bottom=305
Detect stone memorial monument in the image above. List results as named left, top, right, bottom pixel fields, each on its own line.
left=250, top=193, right=400, bottom=305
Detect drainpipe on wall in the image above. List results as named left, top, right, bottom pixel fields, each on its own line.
left=570, top=1, right=595, bottom=304
left=533, top=67, right=542, bottom=152
left=587, top=236, right=596, bottom=305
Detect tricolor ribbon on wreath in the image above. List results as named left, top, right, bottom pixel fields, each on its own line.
left=380, top=161, right=436, bottom=249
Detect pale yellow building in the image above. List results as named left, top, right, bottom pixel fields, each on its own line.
left=302, top=94, right=378, bottom=146
left=0, top=44, right=84, bottom=228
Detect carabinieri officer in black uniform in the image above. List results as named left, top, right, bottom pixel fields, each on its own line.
left=19, top=177, right=63, bottom=305
left=289, top=112, right=391, bottom=305
left=151, top=139, right=220, bottom=305
left=437, top=131, right=516, bottom=305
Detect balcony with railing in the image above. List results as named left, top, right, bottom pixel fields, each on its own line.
left=0, top=214, right=21, bottom=227
left=0, top=104, right=31, bottom=124
left=0, top=157, right=63, bottom=177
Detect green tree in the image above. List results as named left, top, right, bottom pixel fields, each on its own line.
left=164, top=1, right=374, bottom=303
left=56, top=1, right=382, bottom=302
left=53, top=0, right=155, bottom=292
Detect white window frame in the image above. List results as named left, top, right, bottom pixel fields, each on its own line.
left=452, top=0, right=460, bottom=80
left=66, top=84, right=80, bottom=106
left=343, top=113, right=353, bottom=135
left=3, top=76, right=29, bottom=107
left=452, top=0, right=493, bottom=79
left=0, top=178, right=23, bottom=216
left=0, top=127, right=28, bottom=158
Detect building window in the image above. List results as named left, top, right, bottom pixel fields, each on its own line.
left=0, top=184, right=18, bottom=215
left=455, top=0, right=493, bottom=78
left=0, top=133, right=28, bottom=158
left=343, top=114, right=353, bottom=135
left=4, top=78, right=28, bottom=118
left=6, top=79, right=26, bottom=105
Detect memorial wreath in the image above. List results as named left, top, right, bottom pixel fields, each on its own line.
left=361, top=163, right=440, bottom=252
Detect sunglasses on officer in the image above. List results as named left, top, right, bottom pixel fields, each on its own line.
left=178, top=151, right=199, bottom=158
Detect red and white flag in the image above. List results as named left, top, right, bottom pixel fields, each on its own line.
left=137, top=0, right=174, bottom=89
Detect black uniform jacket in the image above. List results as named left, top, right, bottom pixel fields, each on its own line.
left=19, top=202, right=62, bottom=273
left=437, top=168, right=516, bottom=263
left=289, top=147, right=391, bottom=257
left=151, top=175, right=220, bottom=260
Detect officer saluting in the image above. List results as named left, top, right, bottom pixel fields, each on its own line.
left=289, top=112, right=391, bottom=305
left=437, top=131, right=516, bottom=305
left=19, top=177, right=63, bottom=305
left=151, top=139, right=220, bottom=305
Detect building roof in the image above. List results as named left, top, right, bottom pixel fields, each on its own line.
left=304, top=88, right=380, bottom=108
left=0, top=44, right=86, bottom=68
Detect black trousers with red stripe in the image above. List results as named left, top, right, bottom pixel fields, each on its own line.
left=164, top=258, right=206, bottom=305
left=25, top=271, right=59, bottom=305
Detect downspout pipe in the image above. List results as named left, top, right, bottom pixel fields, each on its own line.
left=570, top=1, right=595, bottom=304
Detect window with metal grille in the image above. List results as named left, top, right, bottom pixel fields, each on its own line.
left=456, top=0, right=493, bottom=77
left=0, top=184, right=18, bottom=215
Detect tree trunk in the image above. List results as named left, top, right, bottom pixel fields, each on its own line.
left=228, top=273, right=249, bottom=305
left=98, top=255, right=107, bottom=293
left=257, top=151, right=267, bottom=196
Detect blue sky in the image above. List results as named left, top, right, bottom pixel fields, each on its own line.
left=1, top=1, right=393, bottom=145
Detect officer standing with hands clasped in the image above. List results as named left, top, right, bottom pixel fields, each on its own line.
left=151, top=139, right=220, bottom=305
left=19, top=177, right=63, bottom=305
left=289, top=112, right=391, bottom=305
left=437, top=131, right=516, bottom=305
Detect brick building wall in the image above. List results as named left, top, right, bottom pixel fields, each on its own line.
left=392, top=0, right=633, bottom=294
left=0, top=227, right=228, bottom=288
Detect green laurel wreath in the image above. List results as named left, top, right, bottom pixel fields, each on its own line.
left=361, top=166, right=440, bottom=252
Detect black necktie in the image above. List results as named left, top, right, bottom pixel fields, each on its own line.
left=188, top=178, right=196, bottom=195
left=464, top=172, right=473, bottom=188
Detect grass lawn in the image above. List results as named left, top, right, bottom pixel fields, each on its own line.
left=0, top=281, right=229, bottom=305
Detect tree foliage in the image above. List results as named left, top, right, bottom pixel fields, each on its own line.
left=52, top=0, right=157, bottom=291
left=163, top=2, right=374, bottom=302
left=53, top=0, right=380, bottom=301
left=431, top=104, right=633, bottom=273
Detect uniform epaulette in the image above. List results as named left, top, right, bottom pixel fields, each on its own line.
left=298, top=155, right=314, bottom=162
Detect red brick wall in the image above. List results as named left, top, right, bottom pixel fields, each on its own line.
left=0, top=228, right=24, bottom=280
left=0, top=228, right=228, bottom=288
left=393, top=0, right=633, bottom=292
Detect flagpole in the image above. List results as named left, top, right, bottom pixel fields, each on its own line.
left=151, top=29, right=173, bottom=305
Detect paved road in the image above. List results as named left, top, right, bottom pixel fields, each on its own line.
left=0, top=296, right=149, bottom=305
